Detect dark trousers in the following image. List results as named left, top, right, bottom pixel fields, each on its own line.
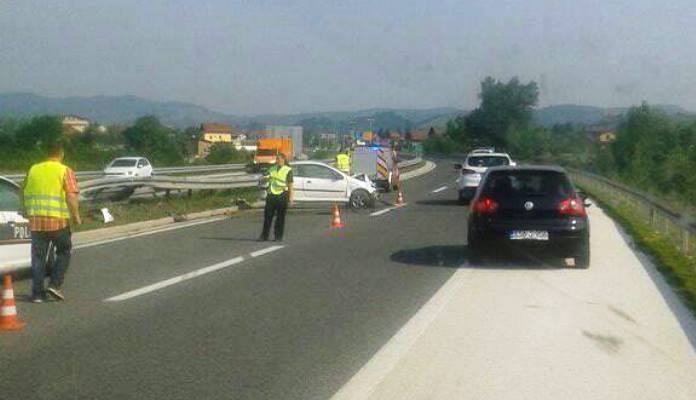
left=261, top=192, right=288, bottom=240
left=31, top=228, right=72, bottom=297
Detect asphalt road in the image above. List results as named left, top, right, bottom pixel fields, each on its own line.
left=2, top=159, right=695, bottom=400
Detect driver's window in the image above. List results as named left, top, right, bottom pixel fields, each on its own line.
left=0, top=181, right=21, bottom=211
left=137, top=159, right=146, bottom=168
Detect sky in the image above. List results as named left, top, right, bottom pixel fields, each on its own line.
left=1, top=0, right=696, bottom=115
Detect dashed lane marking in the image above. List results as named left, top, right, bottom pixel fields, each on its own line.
left=369, top=204, right=406, bottom=217
left=431, top=186, right=448, bottom=193
left=104, top=245, right=285, bottom=302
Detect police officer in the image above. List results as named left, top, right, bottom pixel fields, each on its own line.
left=335, top=148, right=351, bottom=174
left=21, top=142, right=81, bottom=303
left=260, top=153, right=293, bottom=242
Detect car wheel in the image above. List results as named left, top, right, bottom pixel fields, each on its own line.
left=350, top=189, right=372, bottom=209
left=574, top=238, right=590, bottom=269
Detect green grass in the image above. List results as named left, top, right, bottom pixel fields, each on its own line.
left=76, top=187, right=259, bottom=232
left=579, top=184, right=696, bottom=317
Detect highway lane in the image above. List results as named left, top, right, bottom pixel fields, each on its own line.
left=2, top=159, right=696, bottom=400
left=0, top=160, right=459, bottom=399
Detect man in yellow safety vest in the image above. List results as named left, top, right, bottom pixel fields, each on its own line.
left=21, top=142, right=81, bottom=303
left=259, top=153, right=293, bottom=242
left=335, top=148, right=351, bottom=174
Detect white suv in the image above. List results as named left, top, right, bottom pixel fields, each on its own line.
left=456, top=152, right=515, bottom=202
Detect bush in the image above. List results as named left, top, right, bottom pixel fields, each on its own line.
left=423, top=135, right=464, bottom=155
left=205, top=143, right=251, bottom=164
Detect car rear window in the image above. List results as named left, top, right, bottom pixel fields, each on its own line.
left=482, top=170, right=574, bottom=198
left=110, top=159, right=137, bottom=167
left=467, top=156, right=509, bottom=168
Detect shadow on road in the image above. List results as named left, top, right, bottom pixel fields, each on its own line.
left=415, top=199, right=465, bottom=207
left=390, top=245, right=565, bottom=270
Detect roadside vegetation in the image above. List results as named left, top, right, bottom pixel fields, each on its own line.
left=579, top=184, right=696, bottom=316
left=0, top=115, right=251, bottom=173
left=76, top=187, right=259, bottom=232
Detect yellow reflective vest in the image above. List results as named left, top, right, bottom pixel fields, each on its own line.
left=267, top=165, right=292, bottom=195
left=23, top=161, right=70, bottom=219
left=336, top=153, right=350, bottom=173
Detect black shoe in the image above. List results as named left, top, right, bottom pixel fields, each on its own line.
left=258, top=236, right=269, bottom=242
left=273, top=237, right=283, bottom=242
left=47, top=287, right=65, bottom=301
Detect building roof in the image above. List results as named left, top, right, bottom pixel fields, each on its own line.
left=201, top=123, right=233, bottom=134
left=408, top=131, right=428, bottom=141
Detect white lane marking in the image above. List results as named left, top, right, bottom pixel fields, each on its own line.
left=369, top=204, right=406, bottom=217
left=75, top=217, right=227, bottom=250
left=370, top=207, right=395, bottom=217
left=431, top=186, right=448, bottom=193
left=104, top=256, right=245, bottom=302
left=329, top=267, right=471, bottom=400
left=250, top=245, right=284, bottom=258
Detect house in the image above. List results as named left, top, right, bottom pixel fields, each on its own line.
left=406, top=130, right=429, bottom=142
left=388, top=132, right=403, bottom=141
left=201, top=123, right=234, bottom=143
left=597, top=131, right=616, bottom=144
left=197, top=123, right=237, bottom=158
left=61, top=115, right=90, bottom=134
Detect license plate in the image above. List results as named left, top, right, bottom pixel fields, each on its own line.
left=509, top=230, right=549, bottom=241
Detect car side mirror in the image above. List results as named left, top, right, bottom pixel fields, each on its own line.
left=510, top=161, right=517, bottom=166
left=454, top=163, right=463, bottom=170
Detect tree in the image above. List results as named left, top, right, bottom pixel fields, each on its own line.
left=465, top=77, right=539, bottom=148
left=121, top=116, right=183, bottom=165
left=14, top=115, right=64, bottom=152
left=205, top=143, right=249, bottom=164
left=506, top=124, right=550, bottom=161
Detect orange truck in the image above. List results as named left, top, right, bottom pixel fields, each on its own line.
left=253, top=138, right=293, bottom=170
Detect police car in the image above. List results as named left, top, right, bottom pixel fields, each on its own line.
left=0, top=176, right=31, bottom=274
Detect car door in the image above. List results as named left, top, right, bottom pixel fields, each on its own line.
left=0, top=178, right=31, bottom=270
left=295, top=164, right=347, bottom=201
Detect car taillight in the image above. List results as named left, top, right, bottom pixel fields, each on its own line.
left=461, top=168, right=476, bottom=175
left=558, top=197, right=586, bottom=217
left=473, top=197, right=499, bottom=214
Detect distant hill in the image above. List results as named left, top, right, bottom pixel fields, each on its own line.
left=2, top=93, right=691, bottom=132
left=533, top=104, right=694, bottom=127
left=0, top=92, right=464, bottom=131
left=0, top=92, right=244, bottom=128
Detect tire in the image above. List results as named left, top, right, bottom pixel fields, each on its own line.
left=574, top=238, right=590, bottom=269
left=350, top=189, right=372, bottom=210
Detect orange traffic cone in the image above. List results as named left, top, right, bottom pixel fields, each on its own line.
left=0, top=275, right=25, bottom=332
left=330, top=204, right=344, bottom=228
left=396, top=190, right=404, bottom=206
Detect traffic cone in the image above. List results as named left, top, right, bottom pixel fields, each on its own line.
left=396, top=190, right=404, bottom=206
left=0, top=275, right=25, bottom=332
left=330, top=204, right=344, bottom=228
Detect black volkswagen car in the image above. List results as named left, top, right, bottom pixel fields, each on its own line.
left=467, top=166, right=591, bottom=268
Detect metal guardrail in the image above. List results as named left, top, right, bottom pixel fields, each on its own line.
left=79, top=157, right=422, bottom=198
left=568, top=168, right=695, bottom=257
left=2, top=163, right=248, bottom=182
